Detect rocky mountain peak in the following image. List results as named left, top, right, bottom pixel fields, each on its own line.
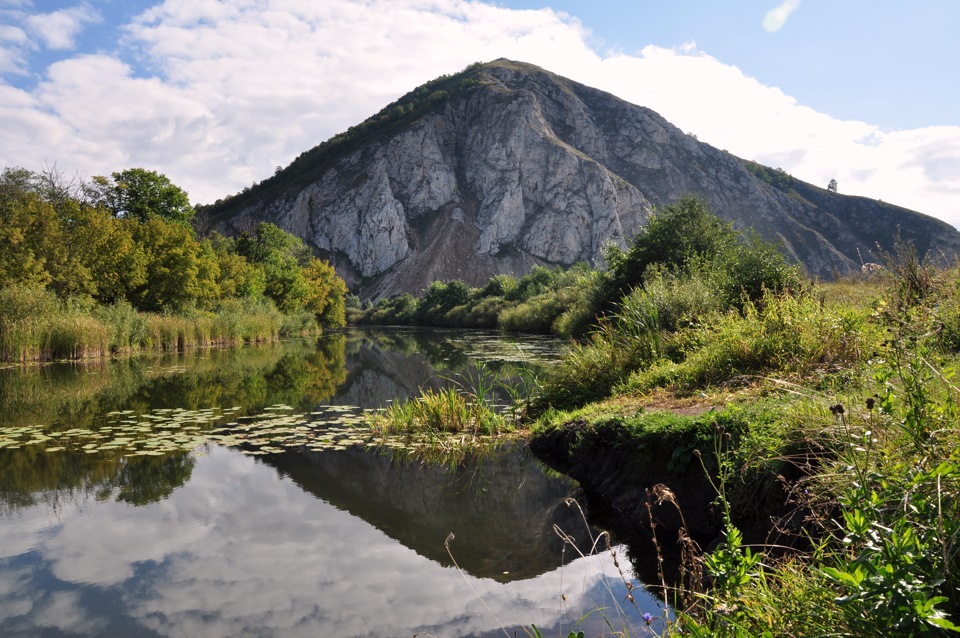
left=206, top=59, right=960, bottom=299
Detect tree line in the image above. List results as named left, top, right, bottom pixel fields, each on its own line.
left=0, top=165, right=346, bottom=359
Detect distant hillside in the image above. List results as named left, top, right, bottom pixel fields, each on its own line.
left=204, top=59, right=960, bottom=299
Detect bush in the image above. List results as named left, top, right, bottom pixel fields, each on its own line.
left=597, top=196, right=736, bottom=312
left=642, top=266, right=722, bottom=332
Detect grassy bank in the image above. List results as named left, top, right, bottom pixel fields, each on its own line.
left=527, top=257, right=960, bottom=636
left=0, top=285, right=318, bottom=362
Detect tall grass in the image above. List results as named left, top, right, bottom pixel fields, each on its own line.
left=0, top=286, right=299, bottom=362
left=370, top=386, right=509, bottom=437
left=529, top=248, right=960, bottom=636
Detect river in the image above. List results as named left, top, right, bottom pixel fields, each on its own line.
left=0, top=328, right=662, bottom=637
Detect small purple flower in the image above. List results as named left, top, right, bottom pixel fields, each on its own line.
left=643, top=612, right=654, bottom=625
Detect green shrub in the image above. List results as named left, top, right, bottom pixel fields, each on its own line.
left=642, top=266, right=722, bottom=332
left=279, top=309, right=318, bottom=337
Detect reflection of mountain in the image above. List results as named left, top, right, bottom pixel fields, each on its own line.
left=330, top=327, right=557, bottom=409
left=335, top=337, right=445, bottom=408
left=267, top=446, right=592, bottom=582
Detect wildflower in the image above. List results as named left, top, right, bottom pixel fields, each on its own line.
left=643, top=612, right=654, bottom=625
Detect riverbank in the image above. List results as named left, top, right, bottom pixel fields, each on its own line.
left=522, top=264, right=960, bottom=635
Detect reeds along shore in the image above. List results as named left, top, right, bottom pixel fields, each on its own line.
left=0, top=286, right=316, bottom=362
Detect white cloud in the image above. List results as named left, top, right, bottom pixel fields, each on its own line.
left=763, top=0, right=802, bottom=33
left=0, top=0, right=957, bottom=227
left=0, top=16, right=30, bottom=74
left=25, top=4, right=100, bottom=50
left=561, top=45, right=960, bottom=224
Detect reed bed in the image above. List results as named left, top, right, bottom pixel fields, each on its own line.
left=0, top=286, right=300, bottom=362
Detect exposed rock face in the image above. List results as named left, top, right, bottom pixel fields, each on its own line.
left=210, top=59, right=960, bottom=299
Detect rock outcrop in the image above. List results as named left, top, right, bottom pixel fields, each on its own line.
left=207, top=59, right=960, bottom=299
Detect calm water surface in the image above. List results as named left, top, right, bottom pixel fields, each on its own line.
left=0, top=328, right=661, bottom=637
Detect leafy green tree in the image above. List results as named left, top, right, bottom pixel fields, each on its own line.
left=90, top=168, right=195, bottom=224
left=828, top=178, right=838, bottom=193
left=127, top=218, right=221, bottom=312
left=208, top=232, right=266, bottom=301
left=0, top=180, right=56, bottom=290
left=303, top=257, right=347, bottom=327
left=0, top=167, right=149, bottom=304
left=235, top=223, right=312, bottom=313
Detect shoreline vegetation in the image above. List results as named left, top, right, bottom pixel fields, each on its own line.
left=0, top=165, right=347, bottom=363
left=7, top=157, right=960, bottom=636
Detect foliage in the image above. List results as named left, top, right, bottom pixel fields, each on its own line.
left=0, top=166, right=348, bottom=360
left=527, top=236, right=960, bottom=637
left=235, top=222, right=314, bottom=313
left=88, top=168, right=195, bottom=224
left=303, top=257, right=347, bottom=327
left=352, top=264, right=597, bottom=336
left=596, top=195, right=799, bottom=316
left=127, top=217, right=221, bottom=312
left=741, top=160, right=795, bottom=191
left=596, top=196, right=737, bottom=310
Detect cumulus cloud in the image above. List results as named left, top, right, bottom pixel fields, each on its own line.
left=0, top=0, right=957, bottom=227
left=24, top=3, right=101, bottom=50
left=763, top=0, right=802, bottom=33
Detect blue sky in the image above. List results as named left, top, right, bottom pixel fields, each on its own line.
left=1, top=0, right=958, bottom=226
left=502, top=1, right=957, bottom=130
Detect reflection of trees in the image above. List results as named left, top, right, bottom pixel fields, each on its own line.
left=113, top=453, right=196, bottom=506
left=0, top=447, right=194, bottom=513
left=0, top=329, right=554, bottom=515
left=0, top=337, right=350, bottom=430
left=0, top=336, right=350, bottom=512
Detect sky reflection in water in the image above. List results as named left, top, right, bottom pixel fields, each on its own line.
left=1, top=446, right=656, bottom=637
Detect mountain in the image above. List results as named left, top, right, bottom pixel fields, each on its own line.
left=204, top=59, right=960, bottom=299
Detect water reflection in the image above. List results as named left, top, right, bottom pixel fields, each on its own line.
left=0, top=330, right=556, bottom=514
left=267, top=445, right=592, bottom=582
left=1, top=446, right=655, bottom=637
left=0, top=329, right=662, bottom=636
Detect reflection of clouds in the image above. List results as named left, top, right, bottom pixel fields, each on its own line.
left=0, top=570, right=108, bottom=637
left=1, top=447, right=657, bottom=637
left=32, top=591, right=109, bottom=636
left=0, top=567, right=34, bottom=618
left=0, top=510, right=61, bottom=560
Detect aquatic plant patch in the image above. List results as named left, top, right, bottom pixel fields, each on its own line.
left=0, top=402, right=513, bottom=459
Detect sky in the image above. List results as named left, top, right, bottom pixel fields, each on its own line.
left=1, top=0, right=958, bottom=226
